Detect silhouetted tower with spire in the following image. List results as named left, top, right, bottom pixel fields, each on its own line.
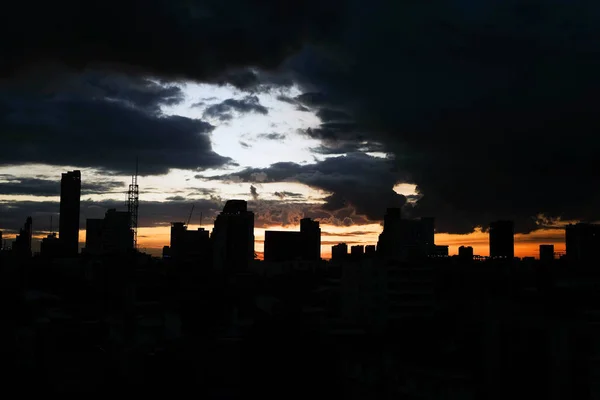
left=59, top=170, right=81, bottom=256
left=127, top=158, right=139, bottom=249
left=13, top=216, right=32, bottom=258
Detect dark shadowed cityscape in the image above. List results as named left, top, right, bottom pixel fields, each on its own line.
left=3, top=0, right=600, bottom=398
left=2, top=169, right=600, bottom=398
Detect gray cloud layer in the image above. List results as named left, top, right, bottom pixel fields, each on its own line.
left=207, top=152, right=406, bottom=221
left=0, top=175, right=125, bottom=197
left=0, top=72, right=230, bottom=175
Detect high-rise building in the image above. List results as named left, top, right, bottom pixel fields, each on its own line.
left=13, top=217, right=32, bottom=258
left=331, top=243, right=348, bottom=261
left=84, top=209, right=133, bottom=255
left=169, top=222, right=210, bottom=261
left=40, top=233, right=62, bottom=258
left=539, top=244, right=555, bottom=263
left=350, top=245, right=365, bottom=258
left=377, top=208, right=437, bottom=259
left=489, top=220, right=514, bottom=259
left=565, top=223, right=600, bottom=262
left=300, top=218, right=321, bottom=260
left=458, top=245, right=474, bottom=261
left=365, top=245, right=376, bottom=256
left=59, top=170, right=81, bottom=256
left=211, top=200, right=254, bottom=271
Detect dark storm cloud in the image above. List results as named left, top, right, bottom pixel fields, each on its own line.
left=274, top=191, right=304, bottom=199
left=0, top=0, right=343, bottom=86
left=276, top=0, right=600, bottom=233
left=249, top=200, right=371, bottom=228
left=310, top=141, right=385, bottom=155
left=203, top=95, right=268, bottom=121
left=276, top=95, right=310, bottom=112
left=321, top=230, right=379, bottom=237
left=257, top=133, right=287, bottom=141
left=0, top=73, right=230, bottom=175
left=0, top=176, right=125, bottom=196
left=165, top=196, right=187, bottom=201
left=4, top=0, right=600, bottom=234
left=208, top=153, right=406, bottom=221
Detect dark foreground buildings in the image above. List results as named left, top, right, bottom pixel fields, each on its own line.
left=212, top=200, right=255, bottom=271
left=489, top=220, right=515, bottom=259
left=59, top=170, right=81, bottom=256
left=12, top=216, right=32, bottom=258
left=263, top=218, right=321, bottom=262
left=85, top=209, right=134, bottom=255
left=376, top=208, right=445, bottom=259
left=566, top=222, right=600, bottom=263
left=167, top=222, right=210, bottom=261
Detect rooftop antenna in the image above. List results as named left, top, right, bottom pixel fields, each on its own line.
left=127, top=157, right=140, bottom=250
left=199, top=212, right=203, bottom=228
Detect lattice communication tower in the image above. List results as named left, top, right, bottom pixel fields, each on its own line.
left=127, top=158, right=139, bottom=249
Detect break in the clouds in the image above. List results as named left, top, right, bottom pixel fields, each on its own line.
left=2, top=0, right=600, bottom=236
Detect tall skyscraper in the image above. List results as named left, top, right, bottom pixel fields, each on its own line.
left=59, top=170, right=81, bottom=256
left=565, top=223, right=600, bottom=262
left=458, top=245, right=474, bottom=261
left=539, top=244, right=555, bottom=263
left=377, top=208, right=437, bottom=259
left=13, top=216, right=32, bottom=258
left=300, top=218, right=321, bottom=260
left=489, top=220, right=514, bottom=259
left=211, top=200, right=255, bottom=271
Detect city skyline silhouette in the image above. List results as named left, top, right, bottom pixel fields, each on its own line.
left=2, top=0, right=600, bottom=397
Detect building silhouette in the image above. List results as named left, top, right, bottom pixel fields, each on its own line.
left=85, top=209, right=133, bottom=255
left=376, top=208, right=439, bottom=259
left=489, top=220, right=514, bottom=259
left=211, top=200, right=255, bottom=271
left=59, top=170, right=81, bottom=256
left=264, top=230, right=303, bottom=262
left=458, top=245, right=474, bottom=261
left=168, top=222, right=210, bottom=261
left=332, top=243, right=348, bottom=261
left=566, top=223, right=600, bottom=263
left=40, top=233, right=62, bottom=258
left=539, top=244, right=555, bottom=263
left=350, top=245, right=364, bottom=259
left=300, top=218, right=321, bottom=260
left=12, top=216, right=32, bottom=257
left=263, top=218, right=321, bottom=262
left=365, top=245, right=376, bottom=256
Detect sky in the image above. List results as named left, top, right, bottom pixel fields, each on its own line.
left=2, top=0, right=599, bottom=258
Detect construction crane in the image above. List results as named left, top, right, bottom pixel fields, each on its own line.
left=186, top=204, right=195, bottom=227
